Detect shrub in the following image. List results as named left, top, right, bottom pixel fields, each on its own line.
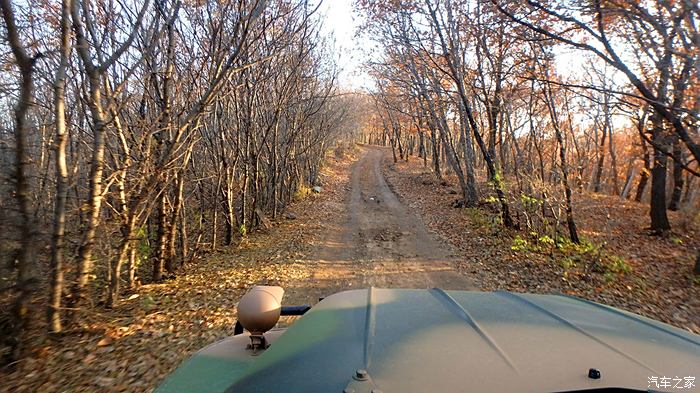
left=538, top=235, right=555, bottom=247
left=484, top=196, right=498, bottom=204
left=559, top=257, right=576, bottom=270
left=511, top=235, right=529, bottom=251
left=463, top=207, right=492, bottom=229
left=606, top=255, right=632, bottom=274
left=292, top=184, right=311, bottom=201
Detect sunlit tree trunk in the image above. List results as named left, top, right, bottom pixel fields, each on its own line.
left=635, top=116, right=651, bottom=203
left=47, top=0, right=72, bottom=334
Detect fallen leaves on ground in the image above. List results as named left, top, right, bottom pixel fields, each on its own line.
left=384, top=155, right=699, bottom=334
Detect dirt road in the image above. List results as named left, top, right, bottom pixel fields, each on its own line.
left=308, top=146, right=473, bottom=294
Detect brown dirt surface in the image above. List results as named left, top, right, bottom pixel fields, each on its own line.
left=384, top=149, right=700, bottom=335
left=309, top=146, right=473, bottom=292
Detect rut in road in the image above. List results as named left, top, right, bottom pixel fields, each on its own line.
left=311, top=146, right=474, bottom=291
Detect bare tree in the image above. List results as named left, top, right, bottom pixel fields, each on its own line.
left=1, top=0, right=40, bottom=362
left=47, top=0, right=72, bottom=334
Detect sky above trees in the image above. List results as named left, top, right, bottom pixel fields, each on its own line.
left=320, top=0, right=372, bottom=89
left=321, top=0, right=630, bottom=93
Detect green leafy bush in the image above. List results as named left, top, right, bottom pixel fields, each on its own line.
left=136, top=225, right=151, bottom=263
left=538, top=235, right=555, bottom=246
left=511, top=235, right=529, bottom=251
left=520, top=194, right=543, bottom=207
left=484, top=196, right=498, bottom=204
left=463, top=207, right=492, bottom=229
left=606, top=255, right=632, bottom=274
left=512, top=231, right=631, bottom=280
left=559, top=257, right=576, bottom=270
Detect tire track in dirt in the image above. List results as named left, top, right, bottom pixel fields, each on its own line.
left=310, top=146, right=474, bottom=292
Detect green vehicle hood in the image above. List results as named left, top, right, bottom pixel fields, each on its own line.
left=159, top=289, right=700, bottom=393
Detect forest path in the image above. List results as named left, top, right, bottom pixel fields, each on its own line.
left=293, top=146, right=473, bottom=302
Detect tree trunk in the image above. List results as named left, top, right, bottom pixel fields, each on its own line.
left=418, top=129, right=426, bottom=167
left=458, top=100, right=479, bottom=204
left=544, top=81, right=579, bottom=243
left=127, top=240, right=138, bottom=288
left=429, top=121, right=441, bottom=177
left=437, top=113, right=472, bottom=206
left=634, top=131, right=651, bottom=202
left=70, top=0, right=112, bottom=312
left=1, top=0, right=37, bottom=362
left=179, top=199, right=189, bottom=268
left=153, top=194, right=167, bottom=282
left=487, top=101, right=498, bottom=179
left=388, top=127, right=398, bottom=163
left=682, top=174, right=695, bottom=204
left=649, top=115, right=671, bottom=233
left=608, top=127, right=620, bottom=195
left=621, top=165, right=637, bottom=200
left=667, top=138, right=684, bottom=211
left=108, top=219, right=136, bottom=308
left=166, top=173, right=185, bottom=274
left=593, top=122, right=606, bottom=193
left=396, top=126, right=405, bottom=160
left=47, top=0, right=72, bottom=334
